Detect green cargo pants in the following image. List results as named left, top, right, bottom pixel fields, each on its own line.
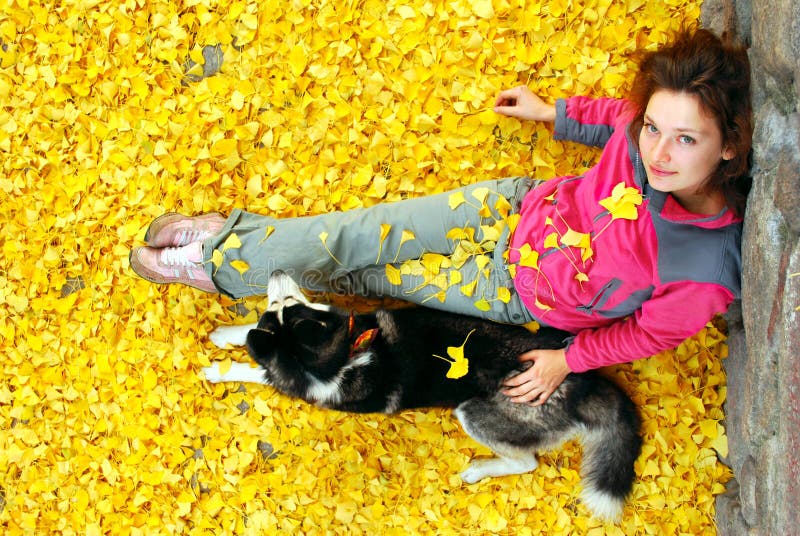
left=202, top=176, right=538, bottom=325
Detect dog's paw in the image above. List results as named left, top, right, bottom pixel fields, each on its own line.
left=460, top=462, right=491, bottom=484
left=202, top=363, right=224, bottom=383
left=209, top=325, right=253, bottom=348
left=460, top=457, right=539, bottom=484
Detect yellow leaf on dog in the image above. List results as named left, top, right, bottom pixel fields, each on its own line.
left=433, top=329, right=474, bottom=379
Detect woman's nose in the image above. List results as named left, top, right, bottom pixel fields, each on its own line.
left=651, top=137, right=671, bottom=163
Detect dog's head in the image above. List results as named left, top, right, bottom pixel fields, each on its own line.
left=245, top=303, right=355, bottom=381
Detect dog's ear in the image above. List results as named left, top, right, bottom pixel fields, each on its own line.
left=256, top=311, right=280, bottom=332
left=246, top=328, right=277, bottom=360
left=289, top=317, right=331, bottom=347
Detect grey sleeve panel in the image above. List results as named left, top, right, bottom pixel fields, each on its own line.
left=650, top=204, right=743, bottom=298
left=552, top=98, right=615, bottom=148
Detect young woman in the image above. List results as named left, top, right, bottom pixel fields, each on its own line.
left=131, top=27, right=752, bottom=405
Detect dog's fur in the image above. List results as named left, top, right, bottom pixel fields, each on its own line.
left=204, top=273, right=642, bottom=520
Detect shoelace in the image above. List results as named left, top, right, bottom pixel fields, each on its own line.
left=160, top=246, right=198, bottom=268
left=175, top=229, right=211, bottom=246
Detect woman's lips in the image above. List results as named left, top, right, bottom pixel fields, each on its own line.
left=648, top=165, right=676, bottom=178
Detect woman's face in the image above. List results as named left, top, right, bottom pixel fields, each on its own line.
left=639, top=89, right=734, bottom=213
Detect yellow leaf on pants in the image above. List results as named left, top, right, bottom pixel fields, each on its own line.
left=221, top=233, right=242, bottom=252
left=385, top=264, right=402, bottom=285
left=230, top=260, right=249, bottom=275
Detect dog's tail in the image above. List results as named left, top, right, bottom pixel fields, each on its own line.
left=578, top=386, right=642, bottom=521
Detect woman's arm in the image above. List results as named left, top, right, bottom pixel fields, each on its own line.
left=564, top=282, right=735, bottom=372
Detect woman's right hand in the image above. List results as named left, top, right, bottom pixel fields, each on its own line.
left=494, top=86, right=556, bottom=123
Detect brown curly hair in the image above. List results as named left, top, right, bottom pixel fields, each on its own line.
left=628, top=27, right=753, bottom=217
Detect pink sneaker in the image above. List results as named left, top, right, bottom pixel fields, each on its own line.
left=129, top=243, right=218, bottom=293
left=144, top=212, right=226, bottom=248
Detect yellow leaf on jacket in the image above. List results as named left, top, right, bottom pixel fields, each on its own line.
left=544, top=232, right=560, bottom=249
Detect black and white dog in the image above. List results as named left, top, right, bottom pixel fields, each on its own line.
left=204, top=272, right=641, bottom=520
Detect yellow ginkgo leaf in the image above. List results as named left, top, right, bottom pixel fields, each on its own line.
left=518, top=243, right=540, bottom=269
left=480, top=222, right=503, bottom=243
left=221, top=233, right=242, bottom=252
left=319, top=231, right=343, bottom=265
left=258, top=226, right=276, bottom=245
left=376, top=223, right=392, bottom=262
left=473, top=298, right=491, bottom=312
left=448, top=191, right=466, bottom=210
left=468, top=0, right=495, bottom=19
left=399, top=229, right=416, bottom=245
left=599, top=181, right=643, bottom=221
left=433, top=329, right=475, bottom=379
left=385, top=264, right=402, bottom=285
left=394, top=229, right=416, bottom=262
left=474, top=254, right=490, bottom=271
left=507, top=264, right=517, bottom=278
left=505, top=213, right=521, bottom=233
left=560, top=229, right=590, bottom=248
left=446, top=227, right=474, bottom=242
left=460, top=280, right=477, bottom=297
left=544, top=232, right=560, bottom=249
left=494, top=196, right=512, bottom=218
left=446, top=357, right=469, bottom=379
left=211, top=249, right=224, bottom=268
left=288, top=44, right=308, bottom=77
left=230, top=260, right=250, bottom=275
left=421, top=253, right=445, bottom=275
left=210, top=138, right=238, bottom=158
left=497, top=287, right=511, bottom=303
left=471, top=186, right=489, bottom=205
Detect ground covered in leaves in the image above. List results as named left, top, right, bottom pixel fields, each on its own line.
left=0, top=0, right=732, bottom=533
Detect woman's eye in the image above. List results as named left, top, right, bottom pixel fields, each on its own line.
left=644, top=123, right=658, bottom=134
left=678, top=135, right=695, bottom=144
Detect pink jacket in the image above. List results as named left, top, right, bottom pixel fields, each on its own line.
left=509, top=97, right=742, bottom=372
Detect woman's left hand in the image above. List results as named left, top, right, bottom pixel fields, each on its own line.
left=502, top=348, right=570, bottom=405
